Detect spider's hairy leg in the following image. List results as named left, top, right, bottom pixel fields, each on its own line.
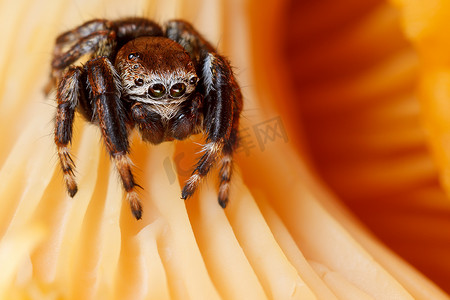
left=166, top=19, right=243, bottom=207
left=54, top=66, right=83, bottom=197
left=86, top=57, right=142, bottom=220
left=113, top=17, right=163, bottom=41
left=164, top=20, right=213, bottom=62
left=181, top=141, right=224, bottom=200
left=181, top=50, right=242, bottom=208
left=216, top=66, right=243, bottom=207
left=52, top=30, right=117, bottom=71
left=49, top=29, right=117, bottom=95
left=217, top=111, right=240, bottom=208
left=53, top=19, right=112, bottom=57
left=46, top=19, right=113, bottom=94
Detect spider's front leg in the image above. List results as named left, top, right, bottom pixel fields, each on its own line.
left=182, top=53, right=242, bottom=207
left=85, top=57, right=143, bottom=219
left=167, top=21, right=243, bottom=207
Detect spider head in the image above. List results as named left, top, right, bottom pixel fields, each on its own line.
left=116, top=36, right=198, bottom=104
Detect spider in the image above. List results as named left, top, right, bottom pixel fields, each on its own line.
left=50, top=18, right=242, bottom=220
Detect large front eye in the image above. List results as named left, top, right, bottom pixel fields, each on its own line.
left=170, top=83, right=186, bottom=98
left=148, top=83, right=166, bottom=98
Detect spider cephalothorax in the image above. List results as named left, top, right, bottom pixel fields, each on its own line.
left=50, top=18, right=242, bottom=219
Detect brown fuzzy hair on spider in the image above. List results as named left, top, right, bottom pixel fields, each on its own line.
left=50, top=18, right=242, bottom=220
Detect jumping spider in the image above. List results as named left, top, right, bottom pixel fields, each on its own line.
left=50, top=18, right=242, bottom=220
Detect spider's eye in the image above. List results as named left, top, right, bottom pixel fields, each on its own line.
left=128, top=53, right=141, bottom=60
left=148, top=83, right=166, bottom=98
left=134, top=78, right=144, bottom=86
left=170, top=83, right=186, bottom=98
left=189, top=76, right=198, bottom=85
